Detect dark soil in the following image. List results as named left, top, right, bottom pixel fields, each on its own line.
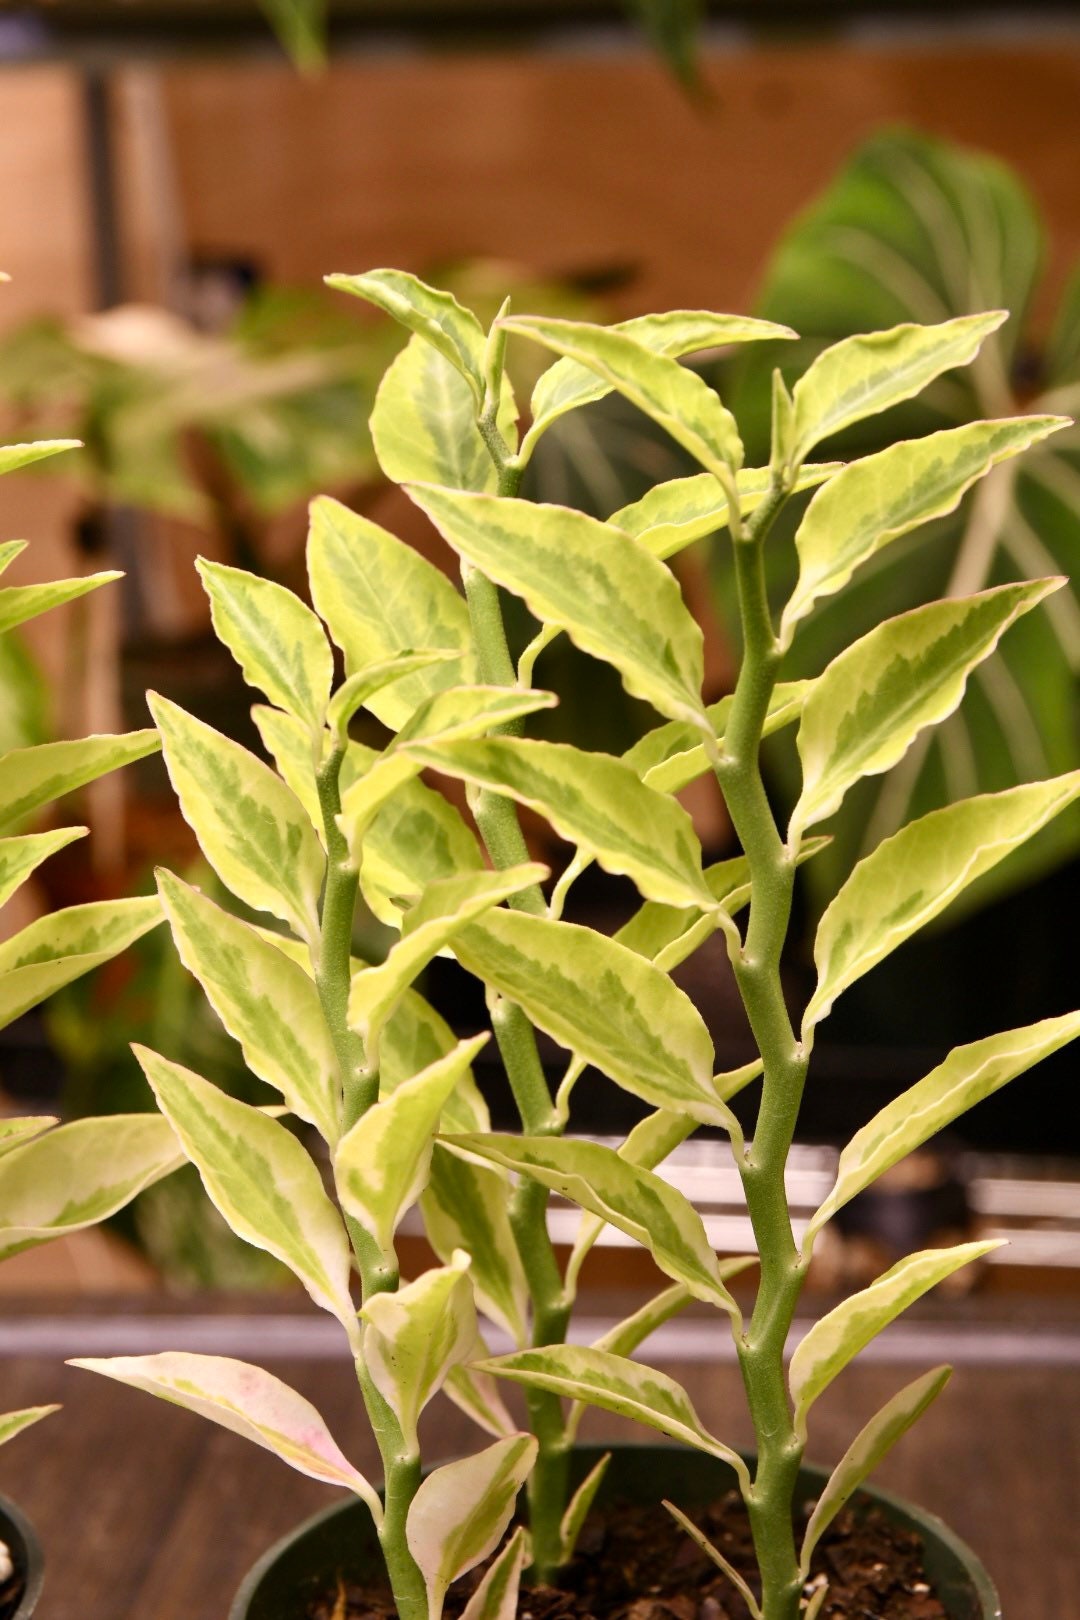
left=0, top=1564, right=23, bottom=1620
left=307, top=1491, right=949, bottom=1620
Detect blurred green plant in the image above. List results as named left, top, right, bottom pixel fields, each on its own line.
left=715, top=127, right=1080, bottom=913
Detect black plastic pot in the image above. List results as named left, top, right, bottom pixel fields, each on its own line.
left=229, top=1443, right=1001, bottom=1620
left=0, top=1495, right=44, bottom=1618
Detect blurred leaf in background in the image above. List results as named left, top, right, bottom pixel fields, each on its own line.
left=716, top=127, right=1080, bottom=916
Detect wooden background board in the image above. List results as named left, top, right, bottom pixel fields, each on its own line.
left=0, top=1299, right=1076, bottom=1617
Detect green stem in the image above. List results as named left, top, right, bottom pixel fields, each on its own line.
left=315, top=747, right=428, bottom=1620
left=712, top=483, right=809, bottom=1620
left=468, top=403, right=571, bottom=1582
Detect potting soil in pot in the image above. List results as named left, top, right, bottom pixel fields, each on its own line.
left=306, top=1492, right=949, bottom=1620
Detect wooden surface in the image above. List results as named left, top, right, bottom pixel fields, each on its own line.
left=1, top=1296, right=1076, bottom=1618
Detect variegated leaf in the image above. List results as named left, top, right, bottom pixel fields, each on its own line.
left=503, top=316, right=744, bottom=476
left=453, top=910, right=733, bottom=1128
left=0, top=1405, right=60, bottom=1449
left=0, top=541, right=25, bottom=576
left=789, top=312, right=1006, bottom=463
left=70, top=1352, right=382, bottom=1520
left=252, top=706, right=322, bottom=833
left=805, top=773, right=1080, bottom=1029
left=806, top=1012, right=1080, bottom=1244
left=156, top=869, right=339, bottom=1143
left=136, top=1046, right=358, bottom=1345
left=0, top=1116, right=57, bottom=1159
left=565, top=1111, right=696, bottom=1294
left=446, top=1134, right=735, bottom=1310
left=0, top=827, right=86, bottom=910
left=334, top=1036, right=488, bottom=1262
left=625, top=682, right=810, bottom=795
left=520, top=310, right=793, bottom=457
left=369, top=335, right=518, bottom=495
left=0, top=731, right=159, bottom=836
left=0, top=897, right=163, bottom=1031
left=663, top=1503, right=761, bottom=1620
left=412, top=736, right=714, bottom=909
left=781, top=416, right=1067, bottom=642
left=444, top=1334, right=518, bottom=1440
left=328, top=651, right=459, bottom=738
left=326, top=269, right=486, bottom=395
left=382, top=989, right=490, bottom=1134
left=361, top=1252, right=477, bottom=1452
left=307, top=495, right=476, bottom=729
left=612, top=462, right=839, bottom=561
left=197, top=559, right=333, bottom=733
left=476, top=1346, right=747, bottom=1481
left=0, top=440, right=80, bottom=476
left=150, top=693, right=324, bottom=941
left=406, top=1434, right=537, bottom=1620
left=558, top=1455, right=610, bottom=1563
left=0, top=571, right=120, bottom=636
left=0, top=1114, right=183, bottom=1260
left=789, top=1242, right=999, bottom=1435
left=348, top=866, right=547, bottom=1055
left=407, top=484, right=706, bottom=728
left=459, top=1525, right=528, bottom=1620
left=791, top=579, right=1062, bottom=839
left=421, top=1143, right=528, bottom=1345
left=799, top=1366, right=952, bottom=1574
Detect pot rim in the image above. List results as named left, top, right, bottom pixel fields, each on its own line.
left=229, top=1441, right=1001, bottom=1620
left=0, top=1492, right=44, bottom=1619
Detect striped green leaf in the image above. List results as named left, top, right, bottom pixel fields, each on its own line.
left=70, top=1352, right=381, bottom=1520
left=421, top=1144, right=528, bottom=1345
left=308, top=495, right=476, bottom=729
left=326, top=269, right=486, bottom=395
left=0, top=827, right=86, bottom=910
left=503, top=316, right=744, bottom=476
left=0, top=1405, right=60, bottom=1450
left=799, top=1366, right=952, bottom=1575
left=382, top=990, right=489, bottom=1134
left=459, top=1525, right=527, bottom=1620
left=521, top=310, right=793, bottom=457
left=328, top=650, right=459, bottom=739
left=357, top=765, right=485, bottom=930
left=0, top=897, right=163, bottom=1031
left=0, top=730, right=159, bottom=835
left=625, top=682, right=810, bottom=794
left=0, top=1114, right=183, bottom=1261
left=0, top=440, right=80, bottom=476
left=334, top=1036, right=488, bottom=1262
left=807, top=1012, right=1080, bottom=1244
left=150, top=693, right=324, bottom=942
left=370, top=334, right=517, bottom=494
left=806, top=773, right=1080, bottom=1029
left=136, top=1045, right=357, bottom=1345
left=157, top=869, right=340, bottom=1143
left=453, top=910, right=733, bottom=1128
left=664, top=1503, right=761, bottom=1620
left=0, top=541, right=26, bottom=577
left=565, top=1112, right=696, bottom=1294
left=361, top=1252, right=477, bottom=1452
left=408, top=484, right=706, bottom=728
left=789, top=312, right=1006, bottom=463
left=197, top=559, right=333, bottom=733
left=477, top=1346, right=747, bottom=1483
left=781, top=417, right=1068, bottom=643
left=789, top=1241, right=999, bottom=1435
left=612, top=462, right=839, bottom=561
left=791, top=580, right=1062, bottom=839
left=412, top=736, right=714, bottom=909
left=0, top=571, right=120, bottom=637
left=446, top=1134, right=735, bottom=1310
left=348, top=866, right=547, bottom=1056
left=406, top=1434, right=538, bottom=1620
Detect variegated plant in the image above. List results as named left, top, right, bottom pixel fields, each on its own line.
left=0, top=436, right=182, bottom=1459
left=74, top=272, right=1079, bottom=1620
